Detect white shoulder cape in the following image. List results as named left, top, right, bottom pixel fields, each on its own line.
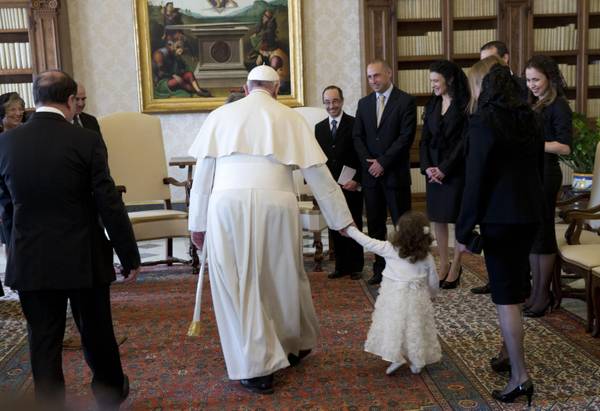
left=188, top=90, right=327, bottom=169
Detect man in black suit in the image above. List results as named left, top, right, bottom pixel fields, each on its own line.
left=353, top=60, right=416, bottom=285
left=0, top=70, right=141, bottom=409
left=315, top=85, right=364, bottom=280
left=73, top=82, right=101, bottom=132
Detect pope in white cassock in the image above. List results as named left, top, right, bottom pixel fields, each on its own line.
left=188, top=65, right=354, bottom=394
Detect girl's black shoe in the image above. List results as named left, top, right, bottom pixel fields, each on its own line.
left=440, top=266, right=462, bottom=289
left=491, top=379, right=534, bottom=406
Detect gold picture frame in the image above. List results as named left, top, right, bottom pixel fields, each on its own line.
left=133, top=0, right=304, bottom=113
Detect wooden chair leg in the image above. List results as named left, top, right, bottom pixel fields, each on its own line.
left=313, top=231, right=323, bottom=272
left=586, top=271, right=593, bottom=333
left=593, top=282, right=600, bottom=338
left=189, top=240, right=199, bottom=274
left=167, top=238, right=173, bottom=266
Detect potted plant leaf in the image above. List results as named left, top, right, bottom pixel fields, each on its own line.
left=559, top=113, right=600, bottom=191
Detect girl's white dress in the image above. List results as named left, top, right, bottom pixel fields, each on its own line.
left=347, top=226, right=442, bottom=370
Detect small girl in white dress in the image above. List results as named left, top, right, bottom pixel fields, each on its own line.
left=343, top=211, right=442, bottom=375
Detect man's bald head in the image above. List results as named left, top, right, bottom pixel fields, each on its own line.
left=33, top=70, right=78, bottom=121
left=33, top=70, right=77, bottom=107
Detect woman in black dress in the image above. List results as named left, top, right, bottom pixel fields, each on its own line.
left=420, top=60, right=470, bottom=288
left=0, top=92, right=26, bottom=297
left=456, top=56, right=544, bottom=405
left=524, top=55, right=572, bottom=317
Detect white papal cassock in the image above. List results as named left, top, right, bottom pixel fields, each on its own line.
left=188, top=89, right=353, bottom=380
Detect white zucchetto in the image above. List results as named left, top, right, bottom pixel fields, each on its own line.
left=247, top=65, right=280, bottom=82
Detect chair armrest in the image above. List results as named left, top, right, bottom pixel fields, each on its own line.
left=116, top=185, right=127, bottom=194
left=563, top=209, right=600, bottom=245
left=556, top=191, right=590, bottom=207
left=163, top=177, right=187, bottom=187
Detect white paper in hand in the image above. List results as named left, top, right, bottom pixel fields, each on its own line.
left=337, top=165, right=357, bottom=186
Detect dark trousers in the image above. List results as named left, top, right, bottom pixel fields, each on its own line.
left=364, top=183, right=411, bottom=275
left=18, top=286, right=125, bottom=407
left=329, top=189, right=364, bottom=273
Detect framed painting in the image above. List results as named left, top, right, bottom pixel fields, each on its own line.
left=133, top=0, right=304, bottom=113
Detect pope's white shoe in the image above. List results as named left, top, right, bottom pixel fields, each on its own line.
left=409, top=364, right=422, bottom=374
left=386, top=362, right=404, bottom=375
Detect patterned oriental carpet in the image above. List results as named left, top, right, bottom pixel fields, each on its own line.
left=1, top=253, right=600, bottom=410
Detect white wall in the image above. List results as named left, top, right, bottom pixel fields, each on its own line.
left=66, top=0, right=363, bottom=201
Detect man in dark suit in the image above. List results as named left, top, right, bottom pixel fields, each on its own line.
left=73, top=82, right=101, bottom=132
left=0, top=70, right=141, bottom=409
left=315, top=85, right=364, bottom=280
left=353, top=60, right=416, bottom=285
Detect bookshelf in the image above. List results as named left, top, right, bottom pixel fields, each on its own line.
left=0, top=0, right=63, bottom=110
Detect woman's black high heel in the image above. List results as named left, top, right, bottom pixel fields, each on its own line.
left=491, top=379, right=534, bottom=406
left=439, top=264, right=451, bottom=287
left=441, top=266, right=462, bottom=289
left=523, top=295, right=554, bottom=318
left=490, top=355, right=511, bottom=373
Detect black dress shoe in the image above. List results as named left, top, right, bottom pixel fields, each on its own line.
left=327, top=271, right=347, bottom=279
left=120, top=374, right=130, bottom=402
left=240, top=374, right=274, bottom=395
left=367, top=274, right=382, bottom=285
left=288, top=349, right=312, bottom=366
left=471, top=283, right=491, bottom=294
left=350, top=272, right=363, bottom=280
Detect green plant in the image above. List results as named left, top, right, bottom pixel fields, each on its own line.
left=559, top=113, right=600, bottom=174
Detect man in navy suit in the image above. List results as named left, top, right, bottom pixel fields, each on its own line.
left=315, top=86, right=364, bottom=280
left=353, top=60, right=416, bottom=284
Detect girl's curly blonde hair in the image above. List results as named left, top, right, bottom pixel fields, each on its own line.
left=390, top=211, right=433, bottom=263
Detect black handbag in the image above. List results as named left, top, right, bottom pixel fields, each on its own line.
left=466, top=231, right=483, bottom=254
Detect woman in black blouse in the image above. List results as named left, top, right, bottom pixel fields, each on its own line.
left=456, top=57, right=544, bottom=405
left=524, top=55, right=572, bottom=317
left=420, top=60, right=470, bottom=288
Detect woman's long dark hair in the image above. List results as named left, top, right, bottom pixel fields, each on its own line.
left=525, top=55, right=566, bottom=111
left=478, top=64, right=539, bottom=145
left=428, top=60, right=470, bottom=110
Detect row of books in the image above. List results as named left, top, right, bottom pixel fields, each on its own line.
left=453, top=0, right=496, bottom=18
left=0, top=8, right=28, bottom=30
left=0, top=82, right=33, bottom=108
left=590, top=61, right=600, bottom=86
left=398, top=70, right=433, bottom=94
left=533, top=0, right=576, bottom=14
left=397, top=32, right=442, bottom=57
left=396, top=0, right=440, bottom=20
left=558, top=64, right=576, bottom=87
left=592, top=0, right=600, bottom=13
left=534, top=25, right=577, bottom=51
left=588, top=99, right=600, bottom=118
left=590, top=28, right=600, bottom=50
left=0, top=42, right=31, bottom=70
left=453, top=29, right=497, bottom=54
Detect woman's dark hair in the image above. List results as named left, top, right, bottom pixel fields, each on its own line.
left=391, top=211, right=433, bottom=263
left=428, top=60, right=470, bottom=110
left=478, top=63, right=539, bottom=145
left=525, top=55, right=566, bottom=111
